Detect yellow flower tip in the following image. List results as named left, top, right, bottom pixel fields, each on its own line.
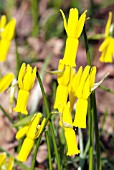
left=67, top=149, right=80, bottom=156
left=13, top=89, right=29, bottom=114
left=105, top=11, right=112, bottom=36
left=64, top=128, right=80, bottom=156
left=0, top=15, right=7, bottom=29
left=17, top=138, right=34, bottom=162
left=0, top=73, right=14, bottom=92
left=18, top=63, right=36, bottom=91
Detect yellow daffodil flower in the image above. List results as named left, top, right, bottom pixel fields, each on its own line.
left=0, top=73, right=14, bottom=92
left=60, top=8, right=87, bottom=66
left=72, top=66, right=96, bottom=128
left=14, top=63, right=36, bottom=115
left=99, top=12, right=114, bottom=62
left=0, top=15, right=16, bottom=62
left=54, top=59, right=71, bottom=112
left=16, top=113, right=46, bottom=162
left=0, top=152, right=14, bottom=170
left=60, top=102, right=80, bottom=156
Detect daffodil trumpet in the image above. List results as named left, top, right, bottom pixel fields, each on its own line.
left=60, top=102, right=80, bottom=156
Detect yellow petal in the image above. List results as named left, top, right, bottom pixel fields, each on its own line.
left=54, top=85, right=68, bottom=113
left=0, top=152, right=6, bottom=166
left=18, top=63, right=26, bottom=89
left=16, top=126, right=28, bottom=140
left=89, top=67, right=96, bottom=89
left=76, top=65, right=90, bottom=98
left=62, top=102, right=72, bottom=125
left=0, top=73, right=14, bottom=92
left=67, top=8, right=78, bottom=38
left=14, top=89, right=29, bottom=115
left=2, top=18, right=16, bottom=41
left=58, top=65, right=71, bottom=86
left=0, top=40, right=10, bottom=62
left=17, top=137, right=34, bottom=162
left=63, top=38, right=79, bottom=67
left=105, top=12, right=112, bottom=37
left=60, top=9, right=68, bottom=34
left=82, top=76, right=91, bottom=99
left=74, top=66, right=83, bottom=96
left=99, top=37, right=111, bottom=52
left=75, top=10, right=87, bottom=38
left=27, top=113, right=42, bottom=139
left=64, top=128, right=80, bottom=156
left=73, top=99, right=88, bottom=128
left=30, top=66, right=37, bottom=89
left=0, top=15, right=6, bottom=29
left=35, top=118, right=46, bottom=138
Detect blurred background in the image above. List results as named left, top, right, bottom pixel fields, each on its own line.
left=0, top=0, right=114, bottom=169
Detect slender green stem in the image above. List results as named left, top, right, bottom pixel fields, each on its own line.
left=45, top=131, right=53, bottom=170
left=31, top=0, right=39, bottom=36
left=0, top=146, right=29, bottom=170
left=31, top=113, right=52, bottom=169
left=0, top=104, right=14, bottom=124
left=36, top=71, right=61, bottom=170
left=83, top=25, right=91, bottom=66
left=92, top=92, right=102, bottom=170
left=99, top=85, right=114, bottom=95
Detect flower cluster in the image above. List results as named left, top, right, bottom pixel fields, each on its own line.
left=54, top=8, right=107, bottom=156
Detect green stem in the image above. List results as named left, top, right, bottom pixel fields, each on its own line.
left=83, top=25, right=91, bottom=66
left=45, top=131, right=53, bottom=170
left=36, top=71, right=61, bottom=170
left=99, top=85, right=114, bottom=95
left=0, top=146, right=29, bottom=170
left=92, top=92, right=102, bottom=170
left=31, top=0, right=39, bottom=36
left=83, top=26, right=95, bottom=169
left=0, top=104, right=14, bottom=124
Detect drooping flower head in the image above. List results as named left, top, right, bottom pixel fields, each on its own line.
left=14, top=63, right=36, bottom=115
left=16, top=113, right=46, bottom=162
left=60, top=8, right=87, bottom=66
left=99, top=12, right=114, bottom=63
left=0, top=15, right=16, bottom=62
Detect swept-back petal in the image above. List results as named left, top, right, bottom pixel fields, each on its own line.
left=0, top=73, right=14, bottom=92
left=60, top=9, right=68, bottom=34
left=75, top=10, right=87, bottom=38
left=105, top=12, right=112, bottom=37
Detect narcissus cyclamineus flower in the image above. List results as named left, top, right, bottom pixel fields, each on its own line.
left=99, top=12, right=114, bottom=63
left=60, top=8, right=87, bottom=66
left=60, top=102, right=80, bottom=156
left=16, top=113, right=46, bottom=162
left=72, top=66, right=96, bottom=128
left=14, top=63, right=36, bottom=115
left=0, top=15, right=16, bottom=62
left=0, top=152, right=14, bottom=170
left=0, top=73, right=14, bottom=92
